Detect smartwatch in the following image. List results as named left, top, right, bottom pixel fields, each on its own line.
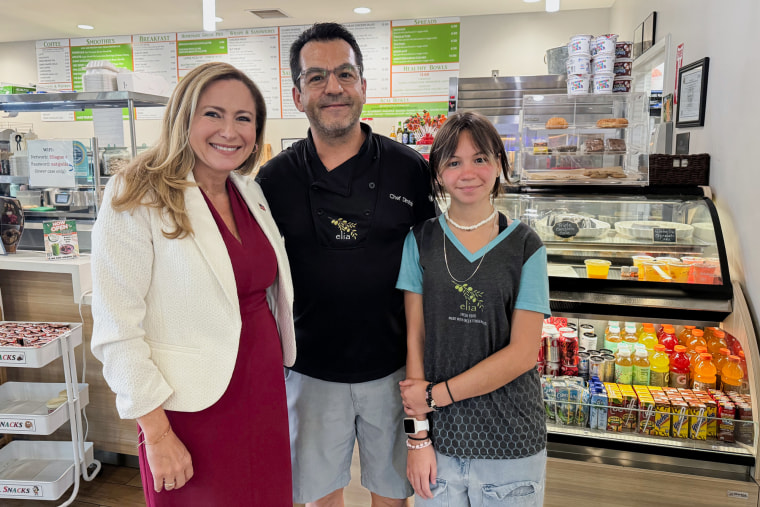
left=403, top=417, right=430, bottom=435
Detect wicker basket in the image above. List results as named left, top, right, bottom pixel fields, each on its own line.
left=649, top=153, right=710, bottom=186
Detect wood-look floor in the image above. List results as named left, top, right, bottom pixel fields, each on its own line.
left=1, top=445, right=377, bottom=507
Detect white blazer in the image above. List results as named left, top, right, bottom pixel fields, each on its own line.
left=91, top=171, right=295, bottom=420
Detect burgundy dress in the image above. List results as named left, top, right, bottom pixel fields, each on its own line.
left=138, top=179, right=292, bottom=506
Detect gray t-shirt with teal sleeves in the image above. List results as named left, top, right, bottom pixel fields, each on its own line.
left=396, top=213, right=550, bottom=459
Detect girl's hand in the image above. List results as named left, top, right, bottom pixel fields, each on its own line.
left=399, top=379, right=432, bottom=416
left=407, top=445, right=437, bottom=499
left=144, top=429, right=194, bottom=493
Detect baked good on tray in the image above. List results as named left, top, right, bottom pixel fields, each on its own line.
left=596, top=118, right=629, bottom=128
left=583, top=138, right=604, bottom=153
left=605, top=138, right=627, bottom=153
left=546, top=117, right=569, bottom=129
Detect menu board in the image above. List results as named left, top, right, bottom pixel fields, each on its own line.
left=35, top=18, right=460, bottom=119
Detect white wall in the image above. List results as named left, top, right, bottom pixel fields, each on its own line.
left=0, top=9, right=611, bottom=152
left=610, top=0, right=760, bottom=337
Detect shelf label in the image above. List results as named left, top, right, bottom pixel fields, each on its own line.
left=0, top=351, right=27, bottom=365
left=0, top=483, right=44, bottom=497
left=552, top=221, right=580, bottom=238
left=0, top=417, right=37, bottom=433
left=653, top=228, right=676, bottom=242
left=727, top=490, right=749, bottom=499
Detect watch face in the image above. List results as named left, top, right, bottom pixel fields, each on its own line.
left=403, top=418, right=416, bottom=434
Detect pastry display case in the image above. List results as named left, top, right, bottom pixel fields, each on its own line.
left=515, top=93, right=650, bottom=186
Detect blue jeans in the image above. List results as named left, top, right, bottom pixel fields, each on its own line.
left=416, top=448, right=546, bottom=506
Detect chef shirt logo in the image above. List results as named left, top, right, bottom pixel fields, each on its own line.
left=330, top=217, right=358, bottom=240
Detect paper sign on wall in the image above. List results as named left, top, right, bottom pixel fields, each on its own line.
left=27, top=140, right=78, bottom=187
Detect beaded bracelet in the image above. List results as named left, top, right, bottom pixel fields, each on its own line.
left=425, top=382, right=439, bottom=411
left=406, top=439, right=432, bottom=450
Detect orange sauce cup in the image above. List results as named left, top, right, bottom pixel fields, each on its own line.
left=632, top=255, right=654, bottom=281
left=667, top=261, right=691, bottom=283
left=642, top=261, right=672, bottom=282
left=585, top=259, right=612, bottom=279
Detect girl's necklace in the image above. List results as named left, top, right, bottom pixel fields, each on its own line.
left=443, top=214, right=498, bottom=283
left=444, top=207, right=497, bottom=231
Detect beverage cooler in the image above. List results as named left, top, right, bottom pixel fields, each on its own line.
left=491, top=187, right=759, bottom=506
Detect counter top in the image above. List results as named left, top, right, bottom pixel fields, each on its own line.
left=0, top=251, right=92, bottom=303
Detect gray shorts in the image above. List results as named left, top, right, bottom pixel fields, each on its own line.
left=286, top=367, right=412, bottom=503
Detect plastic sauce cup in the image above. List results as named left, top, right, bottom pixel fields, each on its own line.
left=632, top=255, right=655, bottom=280
left=643, top=261, right=672, bottom=282
left=667, top=261, right=691, bottom=283
left=585, top=259, right=612, bottom=279
left=693, top=263, right=717, bottom=284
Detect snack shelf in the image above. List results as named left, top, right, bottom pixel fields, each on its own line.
left=0, top=322, right=83, bottom=368
left=0, top=382, right=89, bottom=435
left=0, top=441, right=94, bottom=501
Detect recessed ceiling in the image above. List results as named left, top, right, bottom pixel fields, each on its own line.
left=2, top=0, right=614, bottom=44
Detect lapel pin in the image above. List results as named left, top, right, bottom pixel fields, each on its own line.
left=259, top=203, right=266, bottom=212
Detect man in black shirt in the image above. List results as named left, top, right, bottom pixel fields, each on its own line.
left=257, top=22, right=436, bottom=507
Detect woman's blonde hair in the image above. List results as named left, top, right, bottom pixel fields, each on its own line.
left=111, top=62, right=267, bottom=239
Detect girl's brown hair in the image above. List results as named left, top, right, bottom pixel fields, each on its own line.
left=428, top=111, right=510, bottom=199
left=110, top=62, right=267, bottom=239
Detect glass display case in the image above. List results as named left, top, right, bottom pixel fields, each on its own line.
left=516, top=93, right=650, bottom=186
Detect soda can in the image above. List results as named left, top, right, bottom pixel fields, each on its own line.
left=558, top=326, right=575, bottom=336
left=580, top=323, right=595, bottom=333
left=561, top=331, right=579, bottom=364
left=536, top=361, right=545, bottom=375
left=587, top=349, right=600, bottom=356
left=578, top=351, right=590, bottom=380
left=546, top=361, right=561, bottom=377
left=589, top=355, right=605, bottom=379
left=545, top=330, right=561, bottom=363
left=567, top=322, right=578, bottom=329
left=599, top=348, right=613, bottom=356
left=580, top=332, right=598, bottom=351
left=561, top=364, right=579, bottom=377
left=537, top=335, right=546, bottom=363
left=601, top=354, right=616, bottom=382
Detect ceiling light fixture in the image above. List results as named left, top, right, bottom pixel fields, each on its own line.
left=78, top=24, right=94, bottom=30
left=546, top=0, right=560, bottom=12
left=354, top=7, right=371, bottom=14
left=203, top=0, right=216, bottom=32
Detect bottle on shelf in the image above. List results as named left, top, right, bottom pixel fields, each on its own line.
left=692, top=353, right=717, bottom=390
left=604, top=324, right=622, bottom=354
left=637, top=322, right=654, bottom=341
left=604, top=320, right=620, bottom=340
left=614, top=344, right=633, bottom=385
left=689, top=345, right=708, bottom=374
left=714, top=347, right=731, bottom=388
left=738, top=350, right=750, bottom=393
left=706, top=328, right=728, bottom=357
left=685, top=328, right=707, bottom=352
left=650, top=344, right=670, bottom=387
left=678, top=325, right=696, bottom=346
left=396, top=121, right=403, bottom=142
left=669, top=345, right=690, bottom=388
left=402, top=122, right=409, bottom=144
left=721, top=355, right=744, bottom=393
left=638, top=323, right=658, bottom=356
left=633, top=346, right=651, bottom=386
left=622, top=323, right=638, bottom=346
left=659, top=325, right=678, bottom=355
left=389, top=124, right=397, bottom=141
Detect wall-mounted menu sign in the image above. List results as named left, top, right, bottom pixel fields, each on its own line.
left=35, top=18, right=460, bottom=120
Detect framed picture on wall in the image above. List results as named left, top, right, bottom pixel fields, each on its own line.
left=281, top=138, right=304, bottom=151
left=642, top=12, right=657, bottom=53
left=676, top=58, right=710, bottom=128
left=632, top=23, right=643, bottom=59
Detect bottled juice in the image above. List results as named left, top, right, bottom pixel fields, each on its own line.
left=637, top=323, right=655, bottom=341
left=686, top=328, right=706, bottom=351
left=689, top=345, right=708, bottom=374
left=714, top=347, right=731, bottom=388
left=604, top=325, right=622, bottom=354
left=669, top=345, right=690, bottom=388
left=659, top=325, right=678, bottom=355
left=738, top=350, right=750, bottom=394
left=706, top=328, right=728, bottom=357
left=639, top=323, right=658, bottom=356
left=633, top=347, right=651, bottom=385
left=615, top=345, right=633, bottom=385
left=721, top=355, right=744, bottom=392
left=650, top=344, right=670, bottom=387
left=678, top=325, right=696, bottom=346
left=622, top=324, right=639, bottom=345
left=604, top=321, right=620, bottom=341
left=692, top=353, right=717, bottom=390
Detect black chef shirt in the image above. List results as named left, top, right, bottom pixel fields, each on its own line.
left=256, top=124, right=436, bottom=382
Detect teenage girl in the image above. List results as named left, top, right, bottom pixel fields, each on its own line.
left=396, top=111, right=550, bottom=505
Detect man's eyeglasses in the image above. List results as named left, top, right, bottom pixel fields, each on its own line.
left=297, top=64, right=362, bottom=90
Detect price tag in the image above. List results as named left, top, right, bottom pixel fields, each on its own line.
left=653, top=228, right=676, bottom=242
left=552, top=221, right=580, bottom=238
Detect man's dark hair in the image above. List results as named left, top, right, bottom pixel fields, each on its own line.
left=290, top=22, right=364, bottom=91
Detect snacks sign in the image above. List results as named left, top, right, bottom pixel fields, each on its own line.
left=43, top=220, right=79, bottom=260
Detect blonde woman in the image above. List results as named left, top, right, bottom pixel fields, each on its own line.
left=91, top=62, right=295, bottom=506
